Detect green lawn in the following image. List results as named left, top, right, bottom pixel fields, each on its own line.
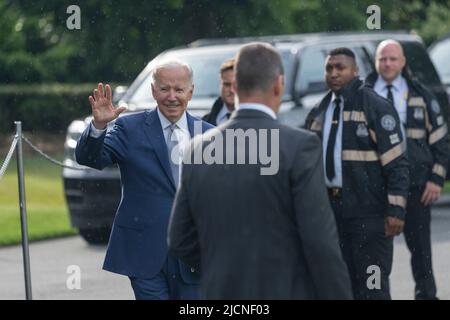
left=0, top=155, right=76, bottom=246
left=1, top=153, right=450, bottom=247
left=444, top=182, right=450, bottom=194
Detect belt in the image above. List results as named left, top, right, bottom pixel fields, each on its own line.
left=327, top=187, right=342, bottom=198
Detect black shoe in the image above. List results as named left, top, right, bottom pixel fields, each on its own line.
left=415, top=290, right=439, bottom=300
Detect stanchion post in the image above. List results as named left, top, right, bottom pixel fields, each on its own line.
left=14, top=121, right=33, bottom=300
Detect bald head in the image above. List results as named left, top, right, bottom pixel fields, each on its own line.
left=375, top=39, right=406, bottom=83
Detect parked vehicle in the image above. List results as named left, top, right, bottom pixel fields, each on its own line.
left=63, top=31, right=449, bottom=244
left=429, top=33, right=450, bottom=103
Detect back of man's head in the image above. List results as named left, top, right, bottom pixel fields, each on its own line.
left=235, top=42, right=284, bottom=96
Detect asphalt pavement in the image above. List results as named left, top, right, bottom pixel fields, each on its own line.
left=1, top=206, right=449, bottom=300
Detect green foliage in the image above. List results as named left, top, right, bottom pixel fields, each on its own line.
left=1, top=0, right=450, bottom=84
left=419, top=1, right=450, bottom=44
left=0, top=84, right=102, bottom=133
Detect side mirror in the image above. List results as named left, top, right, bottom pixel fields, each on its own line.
left=113, top=86, right=128, bottom=105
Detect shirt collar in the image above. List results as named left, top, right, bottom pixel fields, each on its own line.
left=157, top=107, right=189, bottom=133
left=377, top=74, right=405, bottom=92
left=330, top=92, right=343, bottom=107
left=237, top=103, right=277, bottom=120
left=217, top=103, right=231, bottom=122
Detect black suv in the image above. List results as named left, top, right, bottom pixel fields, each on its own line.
left=63, top=31, right=450, bottom=244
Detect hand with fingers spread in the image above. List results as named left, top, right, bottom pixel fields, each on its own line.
left=384, top=216, right=404, bottom=237
left=421, top=181, right=442, bottom=206
left=89, top=83, right=126, bottom=129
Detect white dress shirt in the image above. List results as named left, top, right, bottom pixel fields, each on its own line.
left=89, top=121, right=107, bottom=138
left=322, top=93, right=343, bottom=188
left=374, top=74, right=408, bottom=146
left=156, top=108, right=190, bottom=148
left=216, top=103, right=233, bottom=125
left=157, top=108, right=190, bottom=186
left=238, top=103, right=277, bottom=120
left=374, top=74, right=408, bottom=125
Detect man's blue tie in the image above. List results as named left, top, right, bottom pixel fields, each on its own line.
left=166, top=123, right=179, bottom=187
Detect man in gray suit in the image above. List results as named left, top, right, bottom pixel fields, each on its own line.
left=168, top=42, right=352, bottom=300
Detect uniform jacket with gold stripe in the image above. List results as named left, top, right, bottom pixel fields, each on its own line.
left=304, top=77, right=409, bottom=220
left=366, top=71, right=450, bottom=188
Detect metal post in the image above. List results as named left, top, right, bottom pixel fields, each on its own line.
left=15, top=121, right=32, bottom=300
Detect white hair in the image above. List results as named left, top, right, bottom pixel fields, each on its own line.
left=151, top=59, right=194, bottom=85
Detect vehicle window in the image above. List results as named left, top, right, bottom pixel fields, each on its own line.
left=402, top=41, right=442, bottom=86
left=351, top=46, right=374, bottom=77
left=295, top=45, right=373, bottom=94
left=128, top=47, right=294, bottom=105
left=279, top=49, right=295, bottom=100
left=430, top=38, right=450, bottom=85
left=129, top=51, right=235, bottom=105
left=295, top=46, right=327, bottom=93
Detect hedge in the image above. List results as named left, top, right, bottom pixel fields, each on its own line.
left=0, top=84, right=123, bottom=134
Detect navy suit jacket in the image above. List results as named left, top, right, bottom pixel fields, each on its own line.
left=75, top=108, right=213, bottom=281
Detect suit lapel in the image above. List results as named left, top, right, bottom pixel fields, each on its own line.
left=187, top=112, right=201, bottom=137
left=143, top=109, right=176, bottom=190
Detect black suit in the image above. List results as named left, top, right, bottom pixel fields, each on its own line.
left=168, top=108, right=353, bottom=299
left=202, top=97, right=223, bottom=126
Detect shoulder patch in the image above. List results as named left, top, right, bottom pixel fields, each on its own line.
left=381, top=114, right=396, bottom=131
left=389, top=133, right=400, bottom=145
left=356, top=123, right=369, bottom=137
left=414, top=108, right=424, bottom=120
left=431, top=100, right=441, bottom=114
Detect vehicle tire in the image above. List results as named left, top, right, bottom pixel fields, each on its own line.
left=79, top=227, right=111, bottom=245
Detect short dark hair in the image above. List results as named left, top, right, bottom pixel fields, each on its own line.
left=328, top=47, right=356, bottom=60
left=235, top=42, right=284, bottom=94
left=220, top=58, right=235, bottom=75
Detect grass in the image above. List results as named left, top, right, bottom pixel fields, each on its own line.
left=444, top=182, right=450, bottom=194
left=1, top=147, right=450, bottom=247
left=0, top=154, right=76, bottom=246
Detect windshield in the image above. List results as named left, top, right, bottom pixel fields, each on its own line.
left=127, top=46, right=294, bottom=106
left=430, top=38, right=450, bottom=85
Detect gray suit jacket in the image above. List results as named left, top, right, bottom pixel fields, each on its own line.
left=168, top=108, right=352, bottom=299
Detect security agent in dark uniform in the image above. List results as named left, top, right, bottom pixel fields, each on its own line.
left=202, top=59, right=235, bottom=125
left=365, top=40, right=450, bottom=300
left=304, top=47, right=410, bottom=300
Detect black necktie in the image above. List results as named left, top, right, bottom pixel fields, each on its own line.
left=226, top=112, right=231, bottom=119
left=386, top=84, right=394, bottom=105
left=326, top=97, right=341, bottom=181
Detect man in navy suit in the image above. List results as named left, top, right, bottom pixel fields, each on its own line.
left=75, top=61, right=213, bottom=300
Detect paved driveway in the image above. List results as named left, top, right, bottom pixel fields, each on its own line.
left=1, top=207, right=449, bottom=300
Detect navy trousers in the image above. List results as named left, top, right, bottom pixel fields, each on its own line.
left=404, top=187, right=437, bottom=299
left=129, top=254, right=200, bottom=300
left=329, top=191, right=393, bottom=300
